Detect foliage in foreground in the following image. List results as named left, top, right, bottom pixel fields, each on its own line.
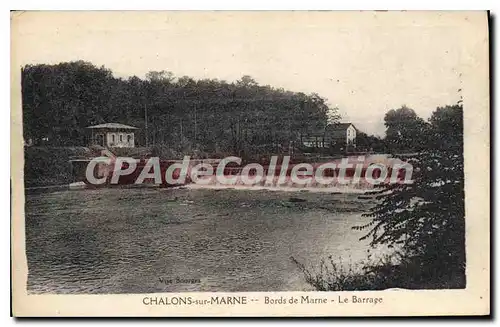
left=357, top=104, right=465, bottom=288
left=294, top=104, right=466, bottom=290
left=291, top=251, right=465, bottom=291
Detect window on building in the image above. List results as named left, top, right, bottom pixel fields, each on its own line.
left=111, top=134, right=115, bottom=142
left=127, top=134, right=132, bottom=143
left=119, top=134, right=123, bottom=142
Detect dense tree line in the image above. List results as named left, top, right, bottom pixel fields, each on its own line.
left=354, top=104, right=462, bottom=154
left=22, top=61, right=338, bottom=156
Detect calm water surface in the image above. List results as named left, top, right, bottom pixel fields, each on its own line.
left=25, top=188, right=378, bottom=293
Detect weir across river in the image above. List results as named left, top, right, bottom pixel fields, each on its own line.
left=71, top=153, right=412, bottom=190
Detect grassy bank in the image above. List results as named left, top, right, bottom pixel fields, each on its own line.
left=23, top=146, right=93, bottom=187
left=23, top=146, right=156, bottom=187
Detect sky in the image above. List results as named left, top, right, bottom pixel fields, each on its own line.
left=12, top=11, right=482, bottom=136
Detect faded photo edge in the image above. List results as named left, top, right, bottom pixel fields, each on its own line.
left=10, top=10, right=490, bottom=317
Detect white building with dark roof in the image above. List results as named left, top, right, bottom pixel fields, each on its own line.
left=301, top=123, right=357, bottom=149
left=87, top=123, right=138, bottom=148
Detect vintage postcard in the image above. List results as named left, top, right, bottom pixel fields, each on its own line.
left=11, top=11, right=490, bottom=317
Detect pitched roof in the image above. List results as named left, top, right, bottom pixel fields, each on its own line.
left=327, top=123, right=356, bottom=138
left=306, top=123, right=355, bottom=137
left=86, top=123, right=138, bottom=130
left=328, top=123, right=355, bottom=131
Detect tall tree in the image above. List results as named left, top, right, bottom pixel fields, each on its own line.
left=384, top=106, right=430, bottom=152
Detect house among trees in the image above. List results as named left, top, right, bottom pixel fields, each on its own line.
left=87, top=123, right=138, bottom=148
left=301, top=123, right=357, bottom=150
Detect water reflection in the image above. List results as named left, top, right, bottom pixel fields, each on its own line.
left=25, top=188, right=377, bottom=294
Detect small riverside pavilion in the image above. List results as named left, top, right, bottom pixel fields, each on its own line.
left=87, top=123, right=138, bottom=148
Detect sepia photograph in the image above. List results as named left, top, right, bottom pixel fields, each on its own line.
left=11, top=10, right=490, bottom=316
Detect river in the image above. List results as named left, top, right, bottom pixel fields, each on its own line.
left=25, top=187, right=382, bottom=294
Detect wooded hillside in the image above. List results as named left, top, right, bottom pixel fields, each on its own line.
left=22, top=61, right=339, bottom=156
